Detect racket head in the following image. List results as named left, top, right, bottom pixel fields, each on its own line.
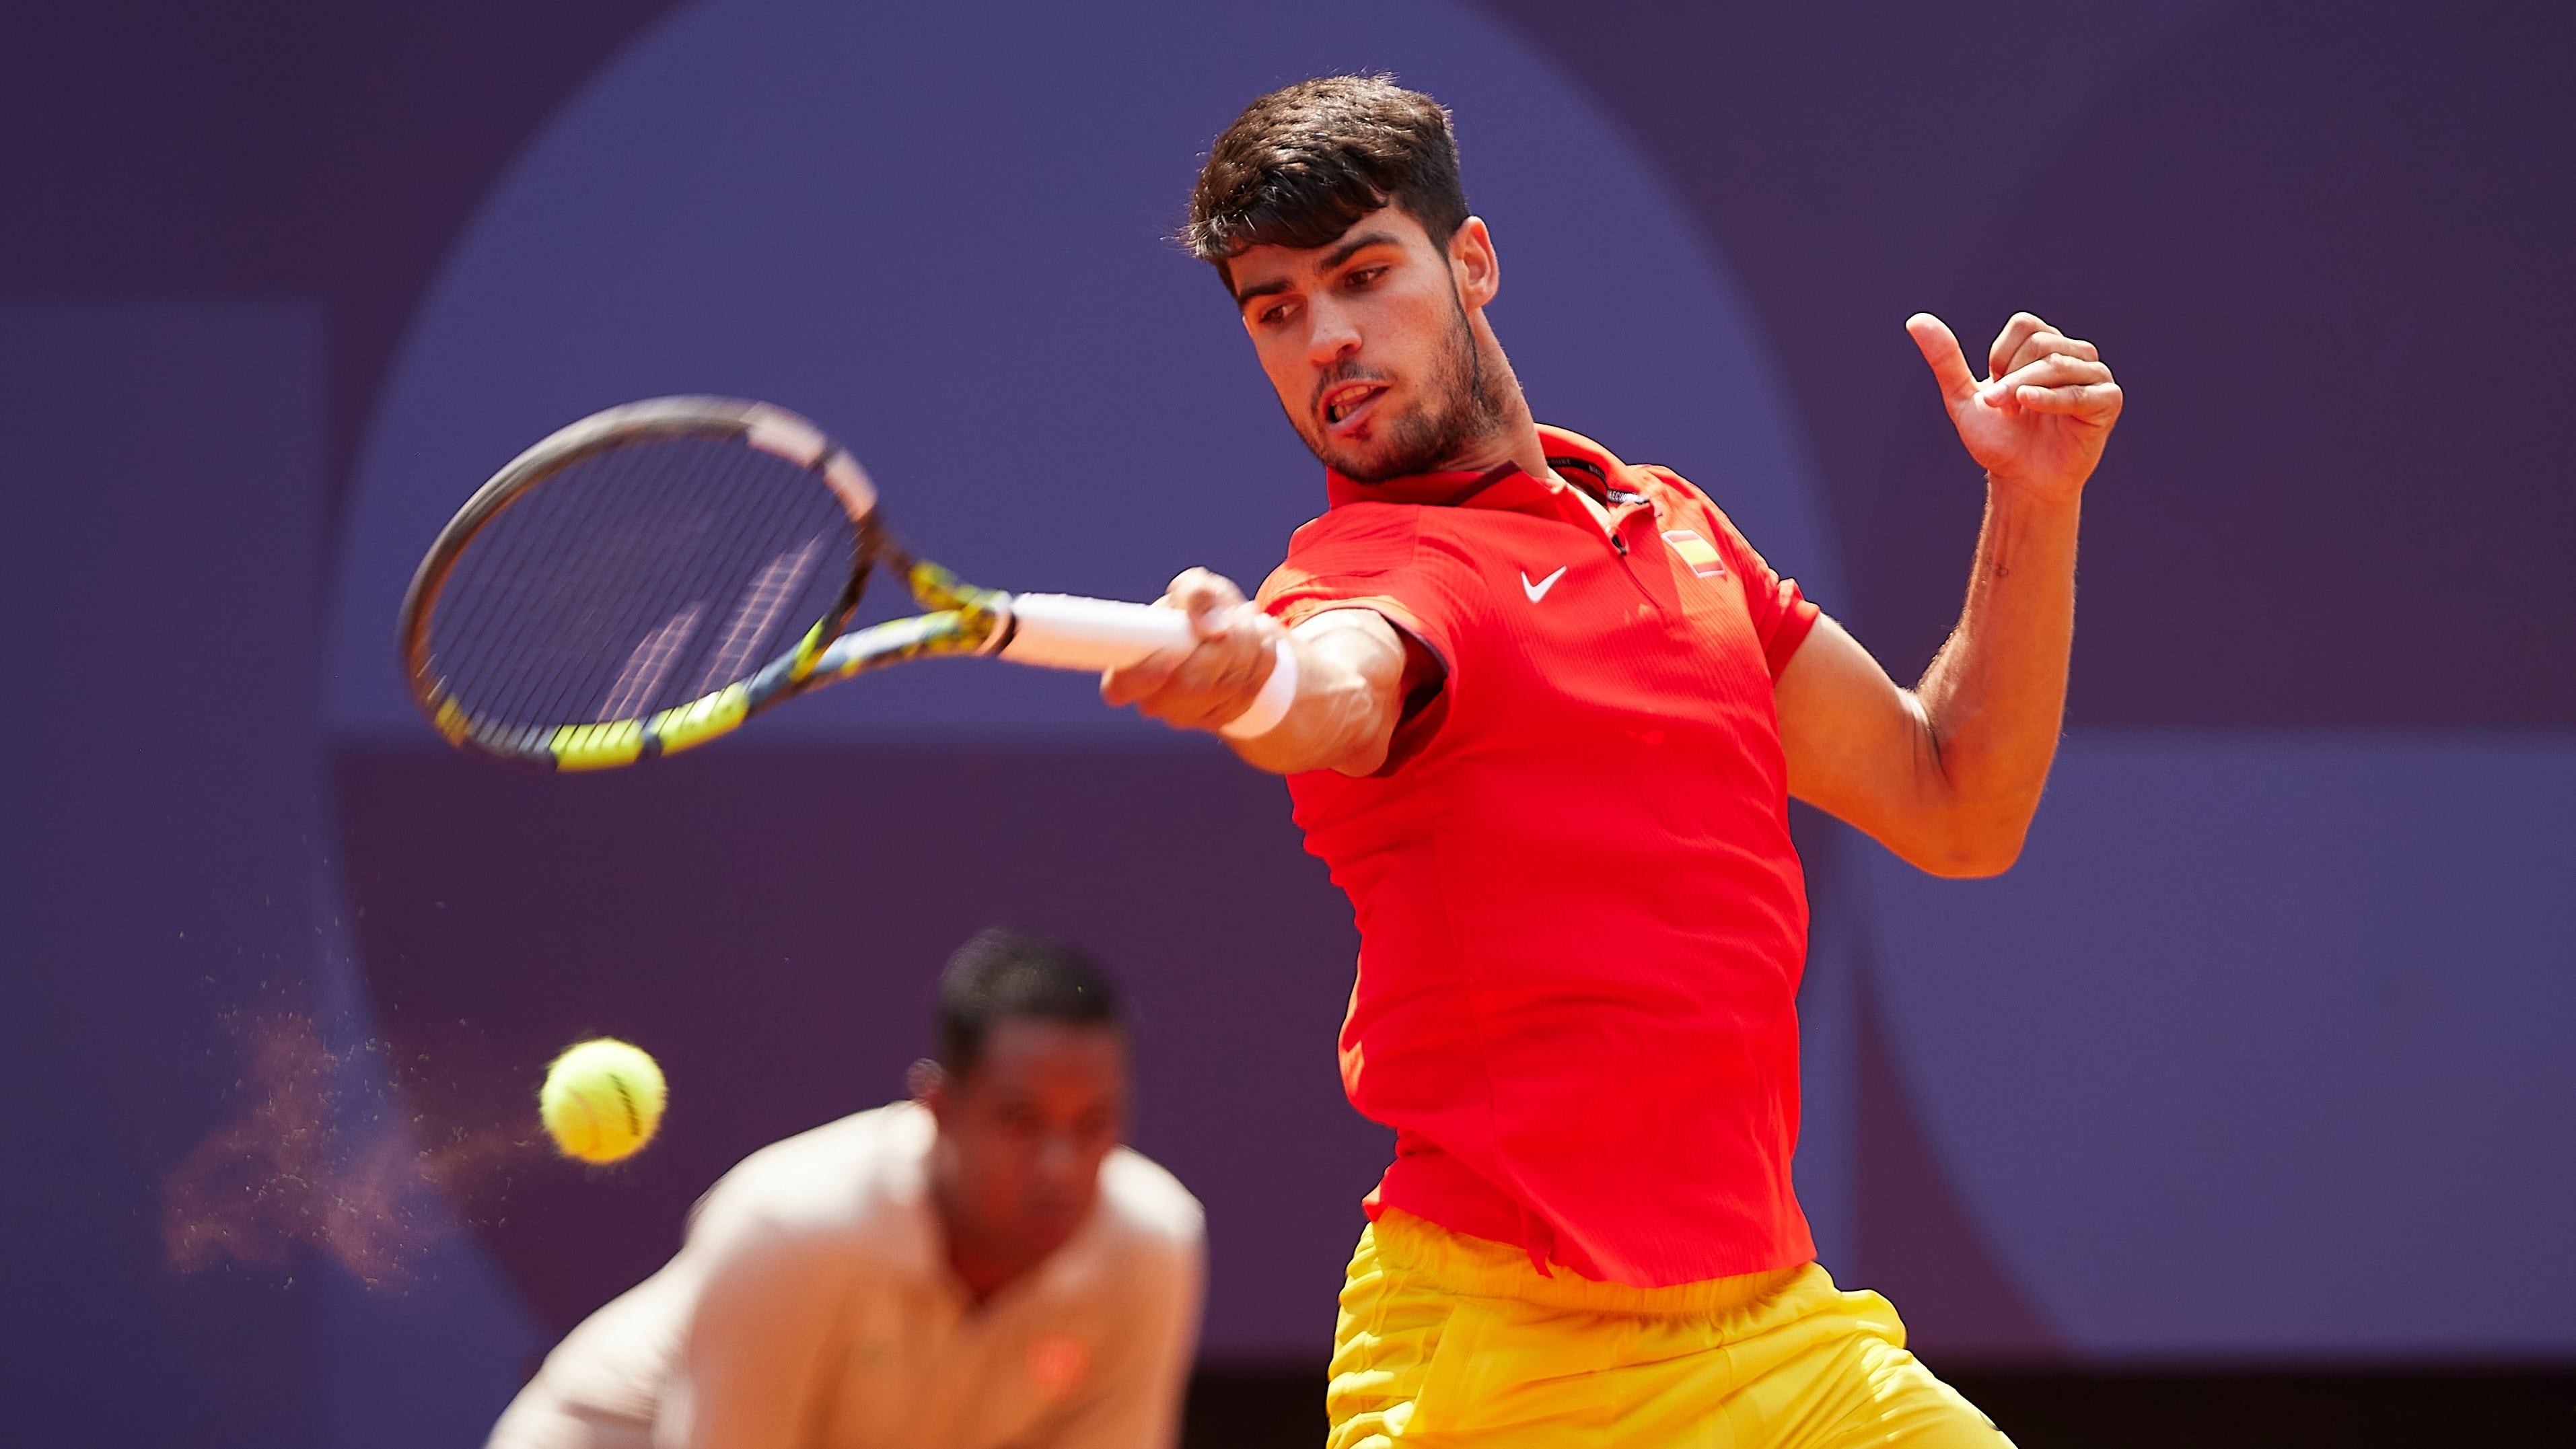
left=398, top=396, right=884, bottom=769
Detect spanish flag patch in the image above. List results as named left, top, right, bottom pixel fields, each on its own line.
left=1661, top=529, right=1727, bottom=579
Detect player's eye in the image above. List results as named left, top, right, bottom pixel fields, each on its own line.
left=1345, top=266, right=1388, bottom=289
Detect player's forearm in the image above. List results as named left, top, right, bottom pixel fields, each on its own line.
left=1228, top=616, right=1403, bottom=777
left=1910, top=478, right=2079, bottom=873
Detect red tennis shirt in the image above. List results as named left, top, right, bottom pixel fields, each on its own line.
left=1254, top=425, right=1822, bottom=1288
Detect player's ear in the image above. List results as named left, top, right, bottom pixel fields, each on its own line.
left=1450, top=217, right=1499, bottom=310
left=908, top=1057, right=950, bottom=1119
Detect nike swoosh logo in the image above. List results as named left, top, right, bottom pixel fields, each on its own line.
left=1521, top=566, right=1568, bottom=603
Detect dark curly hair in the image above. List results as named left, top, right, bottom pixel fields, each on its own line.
left=1184, top=75, right=1468, bottom=289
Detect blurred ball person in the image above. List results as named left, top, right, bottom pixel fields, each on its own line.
left=489, top=929, right=1204, bottom=1449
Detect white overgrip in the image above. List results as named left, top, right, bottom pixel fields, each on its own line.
left=997, top=593, right=1196, bottom=672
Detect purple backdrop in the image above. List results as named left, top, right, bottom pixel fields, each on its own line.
left=5, top=2, right=2572, bottom=1445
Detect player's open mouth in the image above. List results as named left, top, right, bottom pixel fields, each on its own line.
left=1322, top=383, right=1387, bottom=431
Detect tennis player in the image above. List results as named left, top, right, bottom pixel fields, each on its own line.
left=486, top=929, right=1204, bottom=1449
left=1104, top=77, right=2121, bottom=1446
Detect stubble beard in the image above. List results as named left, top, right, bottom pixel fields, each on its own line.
left=1293, top=303, right=1507, bottom=484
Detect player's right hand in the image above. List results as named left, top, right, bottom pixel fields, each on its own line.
left=1101, top=567, right=1285, bottom=732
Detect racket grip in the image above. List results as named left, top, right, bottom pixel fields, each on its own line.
left=999, top=593, right=1198, bottom=672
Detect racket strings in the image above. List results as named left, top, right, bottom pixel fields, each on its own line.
left=668, top=446, right=826, bottom=697
left=505, top=448, right=830, bottom=727
left=463, top=441, right=697, bottom=727
left=427, top=436, right=857, bottom=731
left=435, top=451, right=593, bottom=681
left=458, top=440, right=709, bottom=729
left=439, top=466, right=623, bottom=736
left=541, top=441, right=749, bottom=723
left=561, top=441, right=846, bottom=720
left=694, top=536, right=825, bottom=695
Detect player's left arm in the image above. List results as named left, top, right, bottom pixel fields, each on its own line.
left=1776, top=312, right=2121, bottom=878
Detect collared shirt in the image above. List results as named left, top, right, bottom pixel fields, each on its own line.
left=1256, top=424, right=1821, bottom=1288
left=486, top=1102, right=1205, bottom=1449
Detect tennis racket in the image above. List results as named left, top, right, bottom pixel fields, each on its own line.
left=398, top=396, right=1195, bottom=770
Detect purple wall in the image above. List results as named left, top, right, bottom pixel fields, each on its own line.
left=5, top=1, right=2572, bottom=1443
left=1, top=297, right=329, bottom=1444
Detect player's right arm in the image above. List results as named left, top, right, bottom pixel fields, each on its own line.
left=1100, top=567, right=1408, bottom=777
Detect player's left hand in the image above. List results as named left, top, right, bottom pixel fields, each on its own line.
left=1907, top=312, right=2122, bottom=505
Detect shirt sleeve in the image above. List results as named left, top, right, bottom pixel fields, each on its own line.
left=1255, top=505, right=1463, bottom=773
left=655, top=1209, right=856, bottom=1449
left=1044, top=1231, right=1205, bottom=1449
left=1254, top=505, right=1459, bottom=673
left=1701, top=500, right=1820, bottom=681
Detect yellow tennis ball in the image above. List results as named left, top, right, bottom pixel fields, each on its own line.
left=539, top=1038, right=666, bottom=1164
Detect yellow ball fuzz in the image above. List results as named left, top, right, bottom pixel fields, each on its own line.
left=540, top=1038, right=666, bottom=1164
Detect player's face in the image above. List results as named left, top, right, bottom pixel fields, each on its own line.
left=935, top=1018, right=1126, bottom=1265
left=1229, top=206, right=1506, bottom=483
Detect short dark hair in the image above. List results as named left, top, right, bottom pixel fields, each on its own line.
left=1184, top=75, right=1468, bottom=283
left=936, top=928, right=1122, bottom=1081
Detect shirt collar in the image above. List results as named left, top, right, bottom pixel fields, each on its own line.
left=1322, top=423, right=1644, bottom=514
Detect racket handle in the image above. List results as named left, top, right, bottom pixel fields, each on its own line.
left=999, top=593, right=1198, bottom=672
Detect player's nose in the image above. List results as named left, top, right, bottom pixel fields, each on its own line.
left=1305, top=293, right=1361, bottom=366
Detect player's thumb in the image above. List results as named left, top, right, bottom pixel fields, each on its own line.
left=1905, top=313, right=1980, bottom=406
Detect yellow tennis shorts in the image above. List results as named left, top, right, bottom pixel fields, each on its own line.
left=1328, top=1210, right=2013, bottom=1448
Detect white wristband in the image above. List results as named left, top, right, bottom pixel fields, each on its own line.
left=1218, top=638, right=1299, bottom=740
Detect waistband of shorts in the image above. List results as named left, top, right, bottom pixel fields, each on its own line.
left=1367, top=1207, right=1808, bottom=1318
